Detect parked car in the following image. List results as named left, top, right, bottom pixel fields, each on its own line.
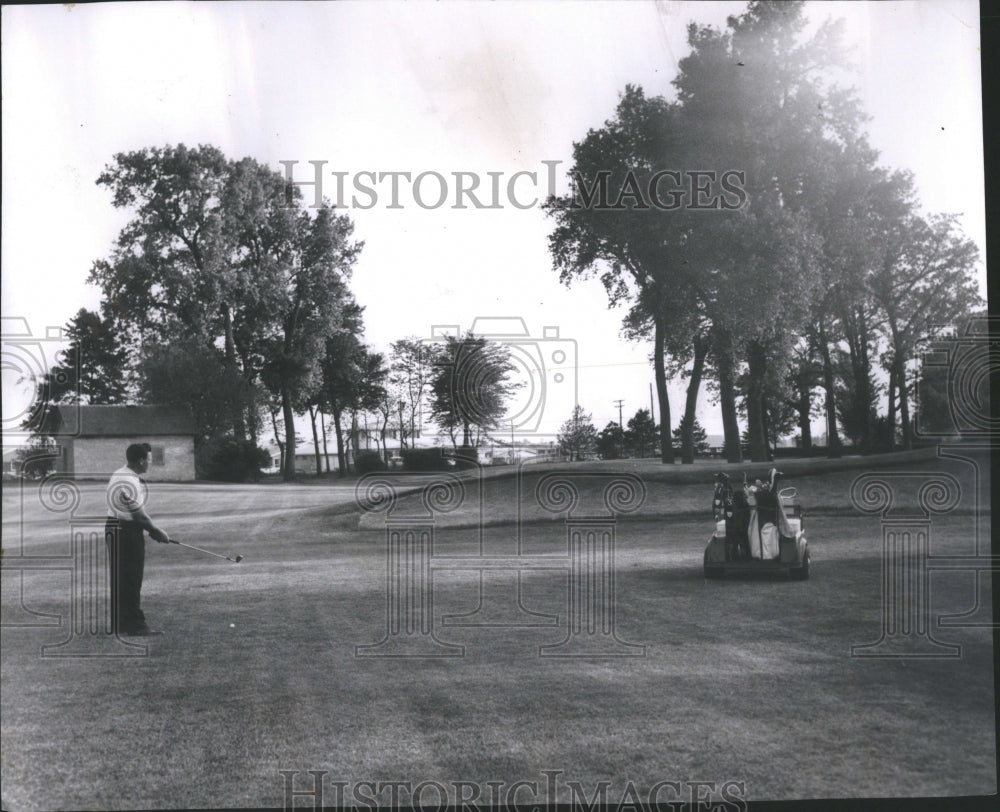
left=703, top=468, right=810, bottom=580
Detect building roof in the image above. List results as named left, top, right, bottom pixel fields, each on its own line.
left=41, top=405, right=197, bottom=437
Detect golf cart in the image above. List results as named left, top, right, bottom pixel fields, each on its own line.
left=703, top=468, right=810, bottom=580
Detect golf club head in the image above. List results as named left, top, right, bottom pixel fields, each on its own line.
left=234, top=555, right=244, bottom=563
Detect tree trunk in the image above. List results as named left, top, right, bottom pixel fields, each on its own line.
left=320, top=411, right=331, bottom=472
left=898, top=354, right=913, bottom=450
left=746, top=340, right=768, bottom=462
left=308, top=405, right=322, bottom=475
left=654, top=316, right=674, bottom=463
left=763, top=405, right=775, bottom=460
left=270, top=408, right=284, bottom=473
left=350, top=412, right=360, bottom=466
left=248, top=389, right=258, bottom=447
left=846, top=308, right=874, bottom=454
left=281, top=383, right=296, bottom=481
left=222, top=305, right=247, bottom=441
left=714, top=328, right=742, bottom=464
left=886, top=362, right=897, bottom=451
left=796, top=385, right=812, bottom=450
left=332, top=407, right=347, bottom=477
left=818, top=321, right=841, bottom=458
left=680, top=334, right=708, bottom=464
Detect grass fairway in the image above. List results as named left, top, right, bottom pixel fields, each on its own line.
left=1, top=459, right=995, bottom=810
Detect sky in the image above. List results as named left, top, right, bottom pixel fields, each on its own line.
left=1, top=0, right=986, bottom=447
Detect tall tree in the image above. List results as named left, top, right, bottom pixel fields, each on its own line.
left=88, top=145, right=364, bottom=472
left=317, top=305, right=388, bottom=477
left=389, top=337, right=437, bottom=447
left=624, top=408, right=658, bottom=458
left=258, top=205, right=363, bottom=480
left=597, top=421, right=625, bottom=460
left=89, top=145, right=244, bottom=431
left=428, top=333, right=519, bottom=448
left=868, top=211, right=981, bottom=448
left=670, top=1, right=858, bottom=460
left=672, top=416, right=709, bottom=457
left=557, top=405, right=599, bottom=462
left=784, top=339, right=822, bottom=449
left=140, top=337, right=247, bottom=439
left=27, top=307, right=130, bottom=423
left=546, top=85, right=697, bottom=463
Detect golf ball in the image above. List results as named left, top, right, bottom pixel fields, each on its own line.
left=229, top=623, right=235, bottom=628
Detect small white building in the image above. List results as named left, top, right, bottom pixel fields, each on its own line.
left=41, top=405, right=197, bottom=481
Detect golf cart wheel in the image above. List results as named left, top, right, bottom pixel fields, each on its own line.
left=704, top=551, right=724, bottom=580
left=790, top=549, right=810, bottom=581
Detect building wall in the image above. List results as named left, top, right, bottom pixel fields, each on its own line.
left=64, top=436, right=196, bottom=481
left=293, top=453, right=341, bottom=475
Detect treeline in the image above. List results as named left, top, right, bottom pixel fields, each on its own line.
left=29, top=159, right=521, bottom=481
left=28, top=145, right=364, bottom=480
left=545, top=1, right=982, bottom=463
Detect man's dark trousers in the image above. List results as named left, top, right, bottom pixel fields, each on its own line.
left=105, top=518, right=145, bottom=633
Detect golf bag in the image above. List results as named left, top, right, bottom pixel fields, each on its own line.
left=714, top=474, right=750, bottom=561
left=745, top=470, right=795, bottom=560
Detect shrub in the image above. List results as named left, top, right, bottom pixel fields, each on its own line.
left=452, top=445, right=480, bottom=470
left=401, top=446, right=481, bottom=472
left=402, top=448, right=452, bottom=471
left=354, top=451, right=386, bottom=474
left=197, top=437, right=270, bottom=482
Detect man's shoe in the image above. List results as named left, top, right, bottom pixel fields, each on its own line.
left=121, top=624, right=163, bottom=636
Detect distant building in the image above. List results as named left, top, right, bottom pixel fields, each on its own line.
left=40, top=405, right=197, bottom=481
left=705, top=434, right=725, bottom=457
left=3, top=448, right=22, bottom=477
left=292, top=452, right=339, bottom=475
left=274, top=425, right=438, bottom=475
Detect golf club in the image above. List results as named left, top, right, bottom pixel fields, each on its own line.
left=169, top=539, right=243, bottom=563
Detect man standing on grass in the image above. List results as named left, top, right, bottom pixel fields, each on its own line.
left=105, top=442, right=171, bottom=636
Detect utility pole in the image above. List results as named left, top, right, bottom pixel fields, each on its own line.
left=614, top=399, right=625, bottom=458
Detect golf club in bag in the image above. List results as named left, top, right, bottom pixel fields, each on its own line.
left=169, top=539, right=243, bottom=563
